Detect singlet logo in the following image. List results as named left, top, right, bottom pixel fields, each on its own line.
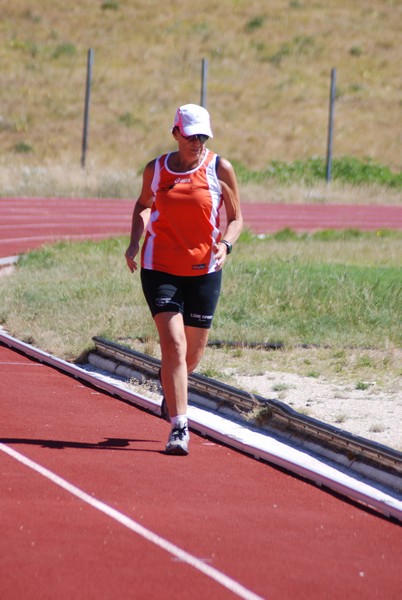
left=160, top=177, right=192, bottom=192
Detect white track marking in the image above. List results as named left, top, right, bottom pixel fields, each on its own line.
left=0, top=443, right=266, bottom=600
left=0, top=361, right=43, bottom=366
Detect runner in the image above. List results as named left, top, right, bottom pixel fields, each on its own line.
left=125, top=103, right=243, bottom=455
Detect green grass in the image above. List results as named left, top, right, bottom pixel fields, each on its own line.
left=233, top=157, right=402, bottom=188
left=1, top=233, right=401, bottom=385
left=214, top=235, right=402, bottom=347
left=227, top=260, right=400, bottom=346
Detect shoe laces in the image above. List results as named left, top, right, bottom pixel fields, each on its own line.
left=170, top=424, right=188, bottom=441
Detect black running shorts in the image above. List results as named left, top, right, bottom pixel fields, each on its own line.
left=140, top=268, right=222, bottom=329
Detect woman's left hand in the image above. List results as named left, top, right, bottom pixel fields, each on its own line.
left=214, top=241, right=228, bottom=271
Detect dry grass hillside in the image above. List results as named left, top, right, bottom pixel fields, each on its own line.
left=1, top=0, right=401, bottom=175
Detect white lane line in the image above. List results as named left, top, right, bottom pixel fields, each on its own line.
left=0, top=362, right=43, bottom=366
left=0, top=220, right=128, bottom=229
left=0, top=443, right=266, bottom=600
left=0, top=233, right=126, bottom=244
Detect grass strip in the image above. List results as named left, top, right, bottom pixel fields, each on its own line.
left=1, top=232, right=401, bottom=365
left=233, top=157, right=402, bottom=188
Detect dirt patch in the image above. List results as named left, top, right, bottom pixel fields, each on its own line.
left=232, top=370, right=402, bottom=452
left=0, top=266, right=16, bottom=277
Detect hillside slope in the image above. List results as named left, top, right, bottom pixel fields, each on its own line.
left=1, top=0, right=401, bottom=172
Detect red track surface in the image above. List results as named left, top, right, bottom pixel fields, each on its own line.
left=1, top=197, right=402, bottom=258
left=1, top=197, right=401, bottom=599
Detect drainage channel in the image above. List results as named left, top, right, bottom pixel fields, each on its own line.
left=90, top=337, right=402, bottom=504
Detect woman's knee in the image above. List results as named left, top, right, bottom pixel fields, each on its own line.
left=185, top=326, right=210, bottom=372
left=155, top=312, right=187, bottom=362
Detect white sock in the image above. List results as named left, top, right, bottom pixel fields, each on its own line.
left=171, top=415, right=187, bottom=429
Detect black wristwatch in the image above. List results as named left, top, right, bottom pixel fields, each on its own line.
left=220, top=239, right=232, bottom=254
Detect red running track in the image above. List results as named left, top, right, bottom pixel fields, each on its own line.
left=1, top=345, right=401, bottom=600
left=1, top=196, right=401, bottom=599
left=1, top=197, right=402, bottom=258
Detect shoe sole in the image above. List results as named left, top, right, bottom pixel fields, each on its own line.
left=165, top=444, right=189, bottom=456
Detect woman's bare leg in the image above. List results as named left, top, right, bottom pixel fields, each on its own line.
left=154, top=312, right=188, bottom=417
left=185, top=325, right=210, bottom=375
left=155, top=313, right=210, bottom=417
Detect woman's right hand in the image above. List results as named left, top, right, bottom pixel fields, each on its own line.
left=125, top=243, right=139, bottom=273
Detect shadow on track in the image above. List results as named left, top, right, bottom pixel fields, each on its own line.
left=0, top=437, right=160, bottom=452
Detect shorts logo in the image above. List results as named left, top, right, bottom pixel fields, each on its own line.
left=155, top=297, right=181, bottom=308
left=191, top=313, right=213, bottom=322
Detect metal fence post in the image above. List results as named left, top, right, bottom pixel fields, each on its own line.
left=81, top=48, right=94, bottom=168
left=325, top=67, right=337, bottom=183
left=200, top=58, right=208, bottom=108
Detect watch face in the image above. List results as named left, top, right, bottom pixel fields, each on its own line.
left=222, top=240, right=232, bottom=254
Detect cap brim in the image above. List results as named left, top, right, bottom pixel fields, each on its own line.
left=180, top=124, right=213, bottom=138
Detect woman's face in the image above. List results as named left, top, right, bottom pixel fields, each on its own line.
left=173, top=128, right=208, bottom=161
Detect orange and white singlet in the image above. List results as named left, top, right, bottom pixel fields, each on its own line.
left=141, top=150, right=223, bottom=276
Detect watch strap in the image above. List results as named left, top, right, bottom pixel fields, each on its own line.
left=221, top=239, right=232, bottom=254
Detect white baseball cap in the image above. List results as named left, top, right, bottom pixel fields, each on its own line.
left=172, top=104, right=213, bottom=138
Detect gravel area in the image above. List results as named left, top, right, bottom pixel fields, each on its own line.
left=125, top=359, right=402, bottom=453
left=232, top=370, right=402, bottom=452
